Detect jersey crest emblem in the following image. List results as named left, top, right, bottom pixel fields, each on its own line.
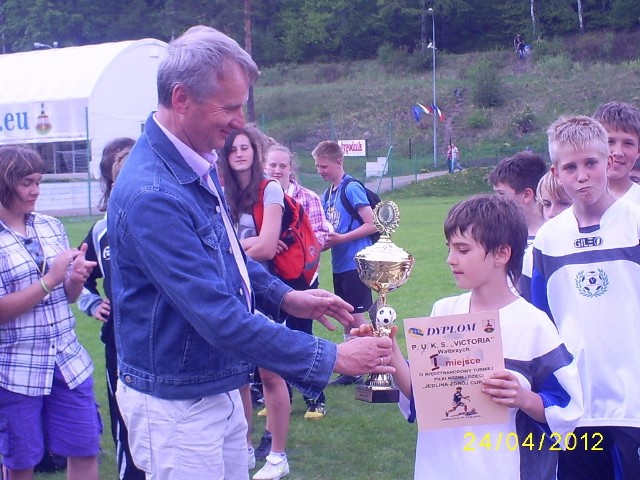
left=575, top=269, right=609, bottom=298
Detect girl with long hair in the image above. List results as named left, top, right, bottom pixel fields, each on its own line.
left=219, top=128, right=292, bottom=480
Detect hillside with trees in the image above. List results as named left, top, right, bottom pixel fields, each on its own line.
left=1, top=0, right=640, bottom=62
left=2, top=0, right=639, bottom=185
left=253, top=29, right=640, bottom=189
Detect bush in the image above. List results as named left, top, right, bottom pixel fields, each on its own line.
left=536, top=54, right=573, bottom=76
left=258, top=63, right=290, bottom=87
left=511, top=104, right=536, bottom=134
left=532, top=37, right=565, bottom=57
left=377, top=43, right=406, bottom=72
left=568, top=32, right=615, bottom=62
left=470, top=60, right=505, bottom=108
left=316, top=64, right=350, bottom=83
left=377, top=42, right=432, bottom=73
left=466, top=109, right=492, bottom=129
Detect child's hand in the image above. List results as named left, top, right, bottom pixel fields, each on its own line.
left=387, top=325, right=402, bottom=354
left=481, top=370, right=526, bottom=408
left=68, top=243, right=97, bottom=284
left=47, top=248, right=81, bottom=286
left=93, top=298, right=111, bottom=322
left=275, top=239, right=289, bottom=254
left=349, top=323, right=375, bottom=338
left=482, top=370, right=546, bottom=422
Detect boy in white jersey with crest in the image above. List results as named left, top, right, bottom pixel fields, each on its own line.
left=532, top=115, right=640, bottom=480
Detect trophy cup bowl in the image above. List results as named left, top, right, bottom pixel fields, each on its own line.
left=354, top=201, right=415, bottom=403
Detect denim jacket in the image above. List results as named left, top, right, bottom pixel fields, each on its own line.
left=108, top=114, right=337, bottom=400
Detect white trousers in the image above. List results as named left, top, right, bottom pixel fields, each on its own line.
left=117, top=382, right=249, bottom=480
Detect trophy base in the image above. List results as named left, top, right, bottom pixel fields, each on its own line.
left=355, top=385, right=400, bottom=403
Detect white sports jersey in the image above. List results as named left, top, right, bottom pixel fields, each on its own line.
left=518, top=235, right=535, bottom=302
left=532, top=199, right=640, bottom=428
left=621, top=181, right=640, bottom=204
left=399, top=293, right=582, bottom=480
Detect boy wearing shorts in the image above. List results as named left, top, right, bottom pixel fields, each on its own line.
left=314, top=140, right=377, bottom=386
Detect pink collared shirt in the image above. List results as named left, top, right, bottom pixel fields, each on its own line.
left=286, top=180, right=331, bottom=247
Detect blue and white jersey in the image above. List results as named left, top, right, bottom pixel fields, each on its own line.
left=399, top=293, right=583, bottom=480
left=517, top=235, right=536, bottom=303
left=532, top=199, right=640, bottom=428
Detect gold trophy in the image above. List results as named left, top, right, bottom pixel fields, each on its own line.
left=354, top=200, right=415, bottom=403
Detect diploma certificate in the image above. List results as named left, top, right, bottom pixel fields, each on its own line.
left=404, top=311, right=508, bottom=431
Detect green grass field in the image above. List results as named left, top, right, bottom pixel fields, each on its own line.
left=41, top=195, right=466, bottom=479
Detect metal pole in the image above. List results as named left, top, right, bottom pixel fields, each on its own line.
left=377, top=145, right=394, bottom=194
left=430, top=8, right=437, bottom=168
left=85, top=106, right=92, bottom=216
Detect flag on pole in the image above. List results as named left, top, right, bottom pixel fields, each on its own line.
left=412, top=102, right=433, bottom=122
left=431, top=103, right=445, bottom=121
left=412, top=102, right=444, bottom=122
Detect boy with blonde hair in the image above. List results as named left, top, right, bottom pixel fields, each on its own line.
left=536, top=171, right=573, bottom=221
left=592, top=101, right=640, bottom=203
left=532, top=115, right=640, bottom=480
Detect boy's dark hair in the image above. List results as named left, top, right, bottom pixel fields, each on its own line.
left=99, top=137, right=135, bottom=212
left=488, top=151, right=547, bottom=195
left=0, top=145, right=44, bottom=209
left=592, top=101, right=640, bottom=141
left=445, top=194, right=527, bottom=285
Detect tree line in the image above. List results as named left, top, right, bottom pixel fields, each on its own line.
left=1, top=0, right=638, bottom=63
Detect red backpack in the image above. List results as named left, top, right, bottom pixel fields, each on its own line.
left=253, top=179, right=321, bottom=289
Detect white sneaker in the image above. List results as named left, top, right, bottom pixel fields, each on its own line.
left=248, top=447, right=256, bottom=469
left=252, top=454, right=289, bottom=480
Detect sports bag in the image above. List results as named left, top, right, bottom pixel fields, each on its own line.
left=324, top=177, right=381, bottom=243
left=253, top=179, right=321, bottom=289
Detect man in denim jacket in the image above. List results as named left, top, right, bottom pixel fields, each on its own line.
left=108, top=26, right=394, bottom=479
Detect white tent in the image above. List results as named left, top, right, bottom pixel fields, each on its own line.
left=0, top=39, right=167, bottom=179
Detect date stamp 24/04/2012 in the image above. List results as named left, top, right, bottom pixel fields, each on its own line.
left=463, top=432, right=603, bottom=452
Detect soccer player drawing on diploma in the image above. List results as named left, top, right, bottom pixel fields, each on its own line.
left=446, top=386, right=471, bottom=417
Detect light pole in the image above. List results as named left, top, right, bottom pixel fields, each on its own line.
left=428, top=8, right=437, bottom=167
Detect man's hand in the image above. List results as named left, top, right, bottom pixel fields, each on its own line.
left=281, top=289, right=354, bottom=331
left=334, top=336, right=395, bottom=376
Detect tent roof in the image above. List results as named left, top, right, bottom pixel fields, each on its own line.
left=0, top=39, right=166, bottom=105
